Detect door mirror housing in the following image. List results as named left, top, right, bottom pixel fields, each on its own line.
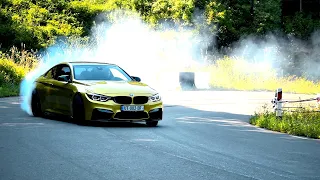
left=131, top=76, right=141, bottom=82
left=57, top=75, right=71, bottom=83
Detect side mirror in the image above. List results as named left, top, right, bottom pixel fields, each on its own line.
left=57, top=75, right=71, bottom=83
left=132, top=76, right=141, bottom=82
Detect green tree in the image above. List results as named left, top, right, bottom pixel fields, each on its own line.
left=147, top=0, right=194, bottom=27
left=284, top=12, right=320, bottom=39
left=253, top=0, right=282, bottom=34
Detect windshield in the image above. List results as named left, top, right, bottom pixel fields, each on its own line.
left=73, top=64, right=133, bottom=81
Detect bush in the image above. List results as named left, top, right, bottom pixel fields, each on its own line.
left=0, top=47, right=37, bottom=97
left=0, top=84, right=20, bottom=97
left=0, top=58, right=26, bottom=85
left=250, top=108, right=320, bottom=139
left=0, top=58, right=27, bottom=97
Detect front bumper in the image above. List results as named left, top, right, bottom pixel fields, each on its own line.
left=81, top=93, right=163, bottom=121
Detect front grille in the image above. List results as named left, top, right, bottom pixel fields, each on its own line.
left=114, top=112, right=149, bottom=120
left=133, top=96, right=149, bottom=104
left=113, top=96, right=132, bottom=104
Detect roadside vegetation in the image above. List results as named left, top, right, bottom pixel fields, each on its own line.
left=208, top=57, right=320, bottom=94
left=250, top=105, right=320, bottom=139
left=0, top=47, right=37, bottom=97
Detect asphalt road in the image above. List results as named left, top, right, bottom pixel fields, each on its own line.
left=0, top=91, right=320, bottom=180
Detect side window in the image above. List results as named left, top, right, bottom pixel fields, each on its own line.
left=54, top=65, right=71, bottom=80
left=44, top=67, right=56, bottom=79
left=61, top=66, right=71, bottom=75
left=110, top=67, right=128, bottom=81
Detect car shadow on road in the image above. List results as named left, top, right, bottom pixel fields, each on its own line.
left=0, top=99, right=253, bottom=129
left=1, top=98, right=305, bottom=140
left=41, top=112, right=155, bottom=128
left=36, top=104, right=254, bottom=130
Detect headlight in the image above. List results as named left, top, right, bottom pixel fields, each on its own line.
left=86, top=93, right=111, bottom=102
left=149, top=93, right=161, bottom=102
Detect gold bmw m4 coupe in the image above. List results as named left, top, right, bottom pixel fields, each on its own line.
left=31, top=62, right=163, bottom=126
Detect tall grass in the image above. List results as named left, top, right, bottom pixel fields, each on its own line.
left=1, top=46, right=38, bottom=70
left=0, top=46, right=38, bottom=97
left=207, top=57, right=320, bottom=94
left=250, top=106, right=320, bottom=139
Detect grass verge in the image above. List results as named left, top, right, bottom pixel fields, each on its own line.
left=0, top=84, right=20, bottom=97
left=0, top=47, right=37, bottom=97
left=250, top=108, right=320, bottom=139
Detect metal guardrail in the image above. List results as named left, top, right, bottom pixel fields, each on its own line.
left=271, top=88, right=320, bottom=118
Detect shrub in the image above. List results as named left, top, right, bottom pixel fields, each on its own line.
left=250, top=108, right=320, bottom=139
left=0, top=58, right=26, bottom=85
left=0, top=46, right=37, bottom=97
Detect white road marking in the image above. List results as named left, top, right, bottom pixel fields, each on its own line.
left=0, top=123, right=45, bottom=127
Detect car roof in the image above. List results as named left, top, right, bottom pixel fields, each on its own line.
left=63, top=61, right=117, bottom=66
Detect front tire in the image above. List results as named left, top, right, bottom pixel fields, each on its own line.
left=72, top=94, right=86, bottom=125
left=31, top=91, right=43, bottom=117
left=146, top=121, right=158, bottom=127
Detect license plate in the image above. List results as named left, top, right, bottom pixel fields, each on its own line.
left=121, top=105, right=144, bottom=111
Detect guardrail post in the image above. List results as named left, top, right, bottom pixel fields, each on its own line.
left=275, top=88, right=283, bottom=119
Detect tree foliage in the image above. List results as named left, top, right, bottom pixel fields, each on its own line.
left=0, top=0, right=83, bottom=49
left=0, top=0, right=319, bottom=51
left=284, top=12, right=320, bottom=39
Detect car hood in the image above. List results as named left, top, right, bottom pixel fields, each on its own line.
left=74, top=80, right=158, bottom=96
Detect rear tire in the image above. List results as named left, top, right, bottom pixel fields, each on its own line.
left=146, top=121, right=158, bottom=127
left=31, top=91, right=43, bottom=117
left=72, top=94, right=87, bottom=125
